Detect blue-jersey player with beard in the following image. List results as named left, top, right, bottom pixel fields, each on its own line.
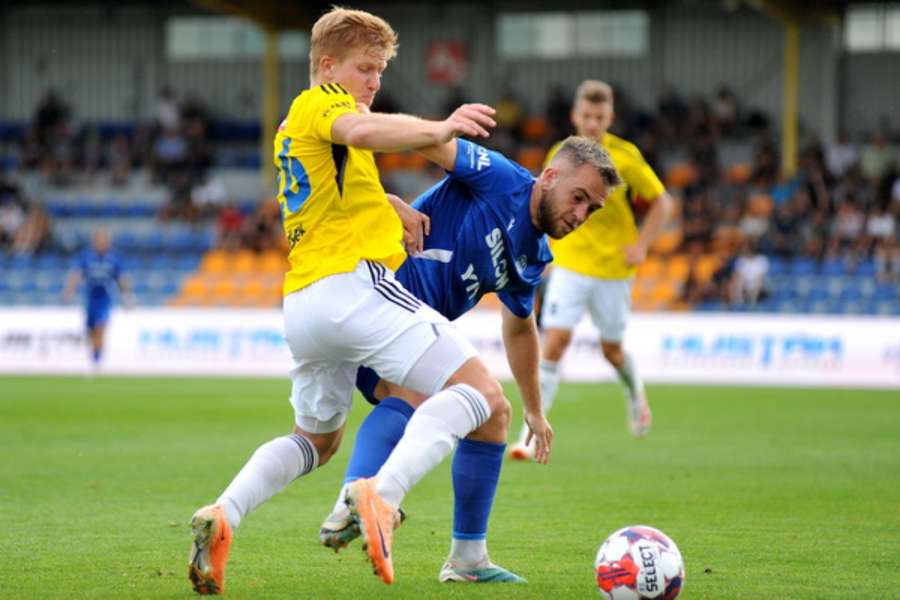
left=320, top=135, right=621, bottom=583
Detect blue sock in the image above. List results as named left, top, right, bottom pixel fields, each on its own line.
left=343, top=396, right=413, bottom=484
left=452, top=438, right=505, bottom=540
left=92, top=349, right=101, bottom=364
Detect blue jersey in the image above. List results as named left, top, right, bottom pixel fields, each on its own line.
left=396, top=139, right=552, bottom=320
left=75, top=250, right=122, bottom=304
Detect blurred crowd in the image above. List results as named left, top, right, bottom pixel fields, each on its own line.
left=3, top=83, right=898, bottom=302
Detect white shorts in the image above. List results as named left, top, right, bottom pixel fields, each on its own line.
left=283, top=260, right=477, bottom=433
left=540, top=266, right=632, bottom=343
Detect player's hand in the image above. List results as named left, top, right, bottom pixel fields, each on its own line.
left=438, top=103, right=496, bottom=142
left=387, top=193, right=430, bottom=256
left=524, top=410, right=554, bottom=464
left=623, top=242, right=648, bottom=266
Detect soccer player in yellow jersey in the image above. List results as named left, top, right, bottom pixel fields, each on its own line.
left=187, top=7, right=535, bottom=593
left=509, top=80, right=674, bottom=460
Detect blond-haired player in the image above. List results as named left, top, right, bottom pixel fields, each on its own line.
left=186, top=7, right=514, bottom=593
left=510, top=80, right=674, bottom=459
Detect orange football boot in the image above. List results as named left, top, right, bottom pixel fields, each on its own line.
left=345, top=478, right=401, bottom=584
left=188, top=504, right=233, bottom=595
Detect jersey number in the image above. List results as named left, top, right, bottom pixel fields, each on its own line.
left=277, top=138, right=311, bottom=214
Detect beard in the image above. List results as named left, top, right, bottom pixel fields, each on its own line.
left=537, top=190, right=567, bottom=239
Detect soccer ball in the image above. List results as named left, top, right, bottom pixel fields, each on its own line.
left=594, top=525, right=685, bottom=599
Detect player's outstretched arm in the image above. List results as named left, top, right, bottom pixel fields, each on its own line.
left=624, top=190, right=674, bottom=266
left=501, top=305, right=553, bottom=464
left=330, top=103, right=496, bottom=154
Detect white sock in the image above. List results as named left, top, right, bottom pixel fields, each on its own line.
left=331, top=482, right=351, bottom=515
left=217, top=433, right=318, bottom=530
left=375, top=384, right=491, bottom=507
left=449, top=538, right=488, bottom=567
left=517, top=360, right=559, bottom=446
left=614, top=352, right=643, bottom=398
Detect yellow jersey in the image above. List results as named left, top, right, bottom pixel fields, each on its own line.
left=274, top=83, right=405, bottom=295
left=544, top=132, right=664, bottom=280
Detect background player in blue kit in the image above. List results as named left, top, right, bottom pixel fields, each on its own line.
left=320, top=135, right=622, bottom=582
left=63, top=229, right=133, bottom=370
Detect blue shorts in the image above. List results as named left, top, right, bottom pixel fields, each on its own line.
left=86, top=299, right=111, bottom=330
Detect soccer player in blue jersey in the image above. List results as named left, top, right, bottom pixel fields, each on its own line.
left=63, top=229, right=133, bottom=371
left=319, top=135, right=622, bottom=582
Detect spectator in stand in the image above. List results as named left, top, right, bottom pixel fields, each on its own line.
left=730, top=239, right=769, bottom=306
left=711, top=85, right=738, bottom=138
left=0, top=172, right=25, bottom=252
left=827, top=200, right=866, bottom=259
left=680, top=186, right=714, bottom=253
left=545, top=85, right=572, bottom=141
left=108, top=133, right=132, bottom=187
left=152, top=127, right=188, bottom=185
left=656, top=84, right=688, bottom=141
left=217, top=201, right=245, bottom=252
left=826, top=130, right=859, bottom=179
left=12, top=201, right=51, bottom=256
left=156, top=86, right=181, bottom=133
left=766, top=190, right=804, bottom=257
left=860, top=130, right=897, bottom=185
left=242, top=201, right=284, bottom=253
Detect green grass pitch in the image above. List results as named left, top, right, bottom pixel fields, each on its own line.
left=1, top=376, right=898, bottom=599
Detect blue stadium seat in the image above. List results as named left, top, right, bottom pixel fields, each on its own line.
left=855, top=260, right=877, bottom=277
left=772, top=286, right=799, bottom=302
left=872, top=283, right=898, bottom=301
left=767, top=256, right=787, bottom=277
left=804, top=287, right=830, bottom=302
left=874, top=299, right=900, bottom=315
left=821, top=258, right=845, bottom=276
left=776, top=299, right=799, bottom=313
left=754, top=298, right=777, bottom=313
left=839, top=287, right=863, bottom=302
left=789, top=257, right=817, bottom=276
left=11, top=254, right=34, bottom=270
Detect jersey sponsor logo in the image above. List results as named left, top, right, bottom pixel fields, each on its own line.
left=515, top=255, right=528, bottom=274
left=287, top=226, right=306, bottom=249
left=322, top=101, right=353, bottom=119
left=506, top=218, right=515, bottom=231
left=476, top=146, right=491, bottom=171
left=485, top=227, right=509, bottom=289
left=461, top=263, right=480, bottom=301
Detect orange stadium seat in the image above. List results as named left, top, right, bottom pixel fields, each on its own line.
left=725, top=162, right=752, bottom=184
left=260, top=250, right=288, bottom=274
left=664, top=163, right=698, bottom=189
left=651, top=229, right=682, bottom=255
left=520, top=117, right=549, bottom=143
left=637, top=257, right=663, bottom=280
left=377, top=153, right=405, bottom=172
left=695, top=254, right=721, bottom=283
left=200, top=250, right=231, bottom=274
left=515, top=147, right=546, bottom=174
left=232, top=250, right=260, bottom=274
left=667, top=254, right=690, bottom=282
left=650, top=279, right=680, bottom=305
left=401, top=152, right=428, bottom=170
left=747, top=193, right=774, bottom=218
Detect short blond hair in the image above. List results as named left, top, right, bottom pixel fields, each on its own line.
left=551, top=136, right=622, bottom=191
left=575, top=80, right=614, bottom=106
left=310, top=7, right=398, bottom=77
